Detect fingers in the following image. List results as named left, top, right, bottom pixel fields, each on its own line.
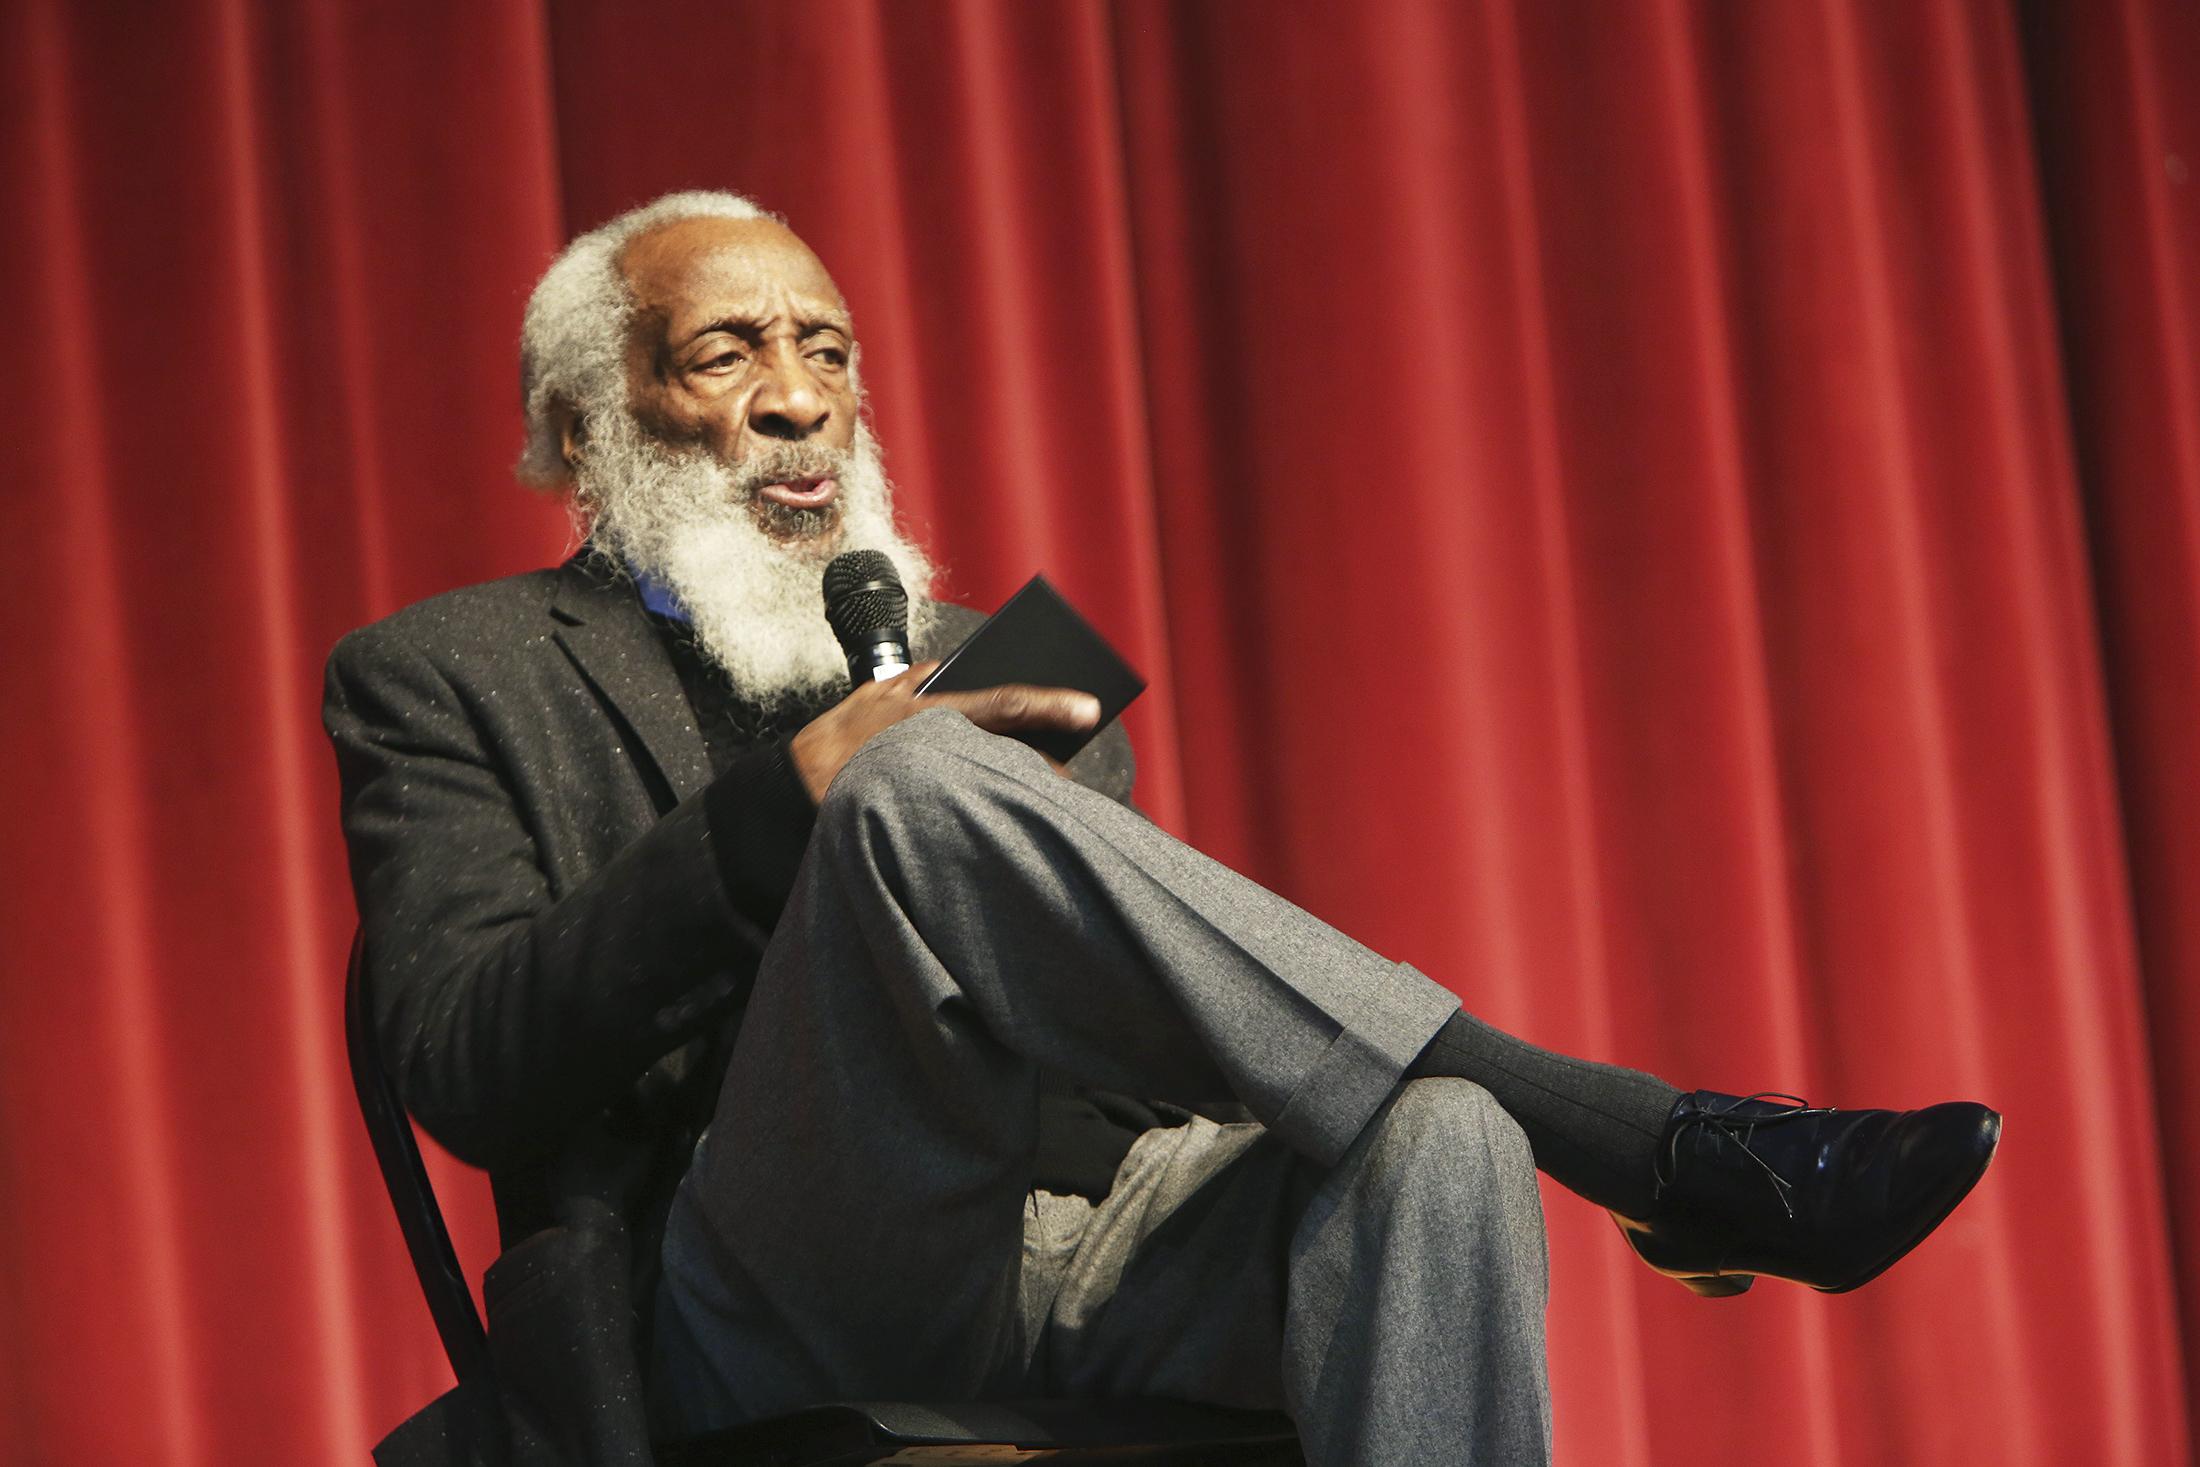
left=925, top=683, right=1101, bottom=734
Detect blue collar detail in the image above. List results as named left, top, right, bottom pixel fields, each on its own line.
left=630, top=564, right=687, bottom=622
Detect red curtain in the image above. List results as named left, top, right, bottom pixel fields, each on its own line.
left=3, top=1, right=2195, bottom=1461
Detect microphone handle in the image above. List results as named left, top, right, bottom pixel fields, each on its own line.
left=844, top=626, right=912, bottom=688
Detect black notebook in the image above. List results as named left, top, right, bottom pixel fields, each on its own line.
left=916, top=575, right=1146, bottom=762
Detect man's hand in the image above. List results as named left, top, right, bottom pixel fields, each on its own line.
left=789, top=661, right=1101, bottom=802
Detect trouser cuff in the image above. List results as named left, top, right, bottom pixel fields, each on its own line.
left=1269, top=963, right=1459, bottom=1168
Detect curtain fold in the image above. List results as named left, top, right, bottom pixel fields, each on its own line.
left=2, top=2, right=2192, bottom=1461
left=2023, top=0, right=2200, bottom=1430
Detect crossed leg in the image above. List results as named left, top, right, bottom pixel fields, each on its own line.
left=653, top=709, right=1547, bottom=1461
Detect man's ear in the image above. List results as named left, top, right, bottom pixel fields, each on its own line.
left=556, top=403, right=587, bottom=472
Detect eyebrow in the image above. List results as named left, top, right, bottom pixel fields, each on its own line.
left=686, top=312, right=853, bottom=344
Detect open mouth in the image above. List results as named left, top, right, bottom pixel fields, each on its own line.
left=756, top=475, right=839, bottom=510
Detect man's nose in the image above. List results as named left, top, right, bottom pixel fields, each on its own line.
left=748, top=346, right=831, bottom=441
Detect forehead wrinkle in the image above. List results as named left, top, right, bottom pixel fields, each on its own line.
left=618, top=222, right=842, bottom=314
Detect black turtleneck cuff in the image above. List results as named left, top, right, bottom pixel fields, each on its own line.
left=702, top=737, right=819, bottom=931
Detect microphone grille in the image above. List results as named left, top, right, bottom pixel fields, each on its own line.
left=821, top=549, right=909, bottom=639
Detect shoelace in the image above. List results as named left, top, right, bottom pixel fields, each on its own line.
left=1654, top=1092, right=1839, bottom=1219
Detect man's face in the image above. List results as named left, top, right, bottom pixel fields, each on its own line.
left=575, top=212, right=931, bottom=700
left=615, top=216, right=860, bottom=536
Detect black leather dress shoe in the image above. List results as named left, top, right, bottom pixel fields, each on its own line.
left=1612, top=1090, right=2001, bottom=1297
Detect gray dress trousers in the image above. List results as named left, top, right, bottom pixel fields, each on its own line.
left=654, top=709, right=1553, bottom=1465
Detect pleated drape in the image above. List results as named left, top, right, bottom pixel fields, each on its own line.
left=2, top=2, right=2194, bottom=1462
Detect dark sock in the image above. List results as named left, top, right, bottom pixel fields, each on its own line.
left=1404, top=1009, right=1681, bottom=1217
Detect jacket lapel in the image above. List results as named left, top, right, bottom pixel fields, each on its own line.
left=547, top=554, right=713, bottom=808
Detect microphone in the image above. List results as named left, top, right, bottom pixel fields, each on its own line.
left=822, top=549, right=912, bottom=688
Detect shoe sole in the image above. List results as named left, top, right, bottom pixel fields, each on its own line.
left=1608, top=1215, right=1758, bottom=1296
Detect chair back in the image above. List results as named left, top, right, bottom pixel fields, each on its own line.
left=343, top=931, right=493, bottom=1386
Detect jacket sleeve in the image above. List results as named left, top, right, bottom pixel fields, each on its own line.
left=324, top=624, right=766, bottom=1171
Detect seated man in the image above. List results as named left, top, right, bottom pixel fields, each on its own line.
left=325, top=189, right=2000, bottom=1466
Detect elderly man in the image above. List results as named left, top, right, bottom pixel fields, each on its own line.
left=326, top=190, right=2000, bottom=1466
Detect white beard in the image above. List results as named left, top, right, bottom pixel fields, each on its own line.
left=576, top=412, right=936, bottom=706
